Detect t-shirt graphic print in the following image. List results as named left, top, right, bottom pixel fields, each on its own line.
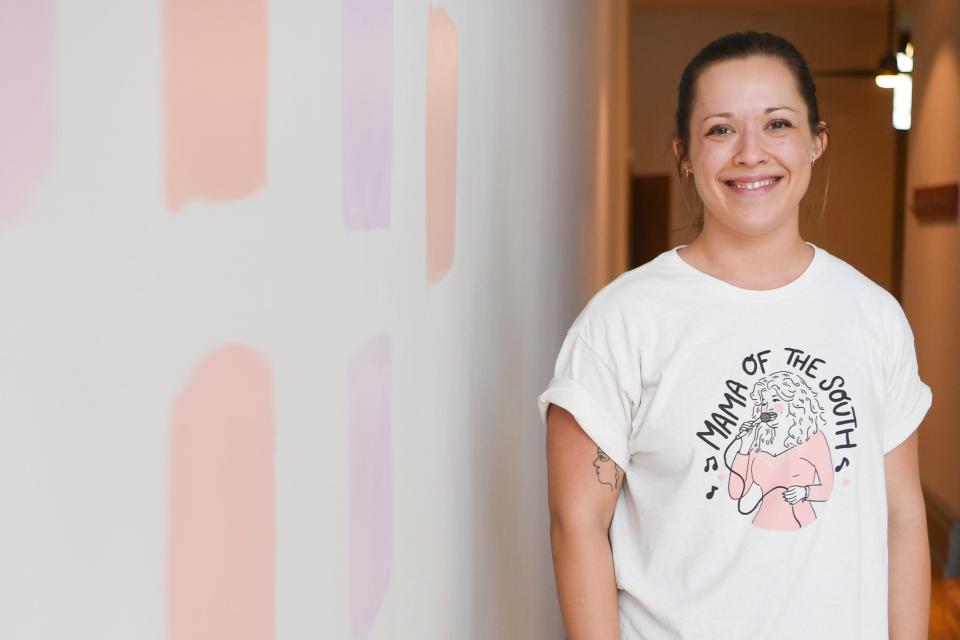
left=537, top=243, right=933, bottom=639
left=702, top=354, right=860, bottom=531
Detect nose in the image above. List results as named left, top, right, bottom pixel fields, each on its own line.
left=733, top=127, right=768, bottom=167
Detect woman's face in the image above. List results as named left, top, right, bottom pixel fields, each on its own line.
left=681, top=55, right=827, bottom=237
left=760, top=388, right=786, bottom=427
left=759, top=387, right=792, bottom=449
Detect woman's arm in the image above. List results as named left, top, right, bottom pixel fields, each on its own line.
left=885, top=430, right=930, bottom=640
left=546, top=404, right=623, bottom=640
left=728, top=421, right=760, bottom=499
left=803, top=430, right=835, bottom=502
left=728, top=452, right=754, bottom=499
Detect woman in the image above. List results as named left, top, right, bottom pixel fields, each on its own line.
left=538, top=31, right=932, bottom=639
left=727, top=370, right=834, bottom=530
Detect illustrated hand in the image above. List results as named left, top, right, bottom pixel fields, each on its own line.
left=736, top=420, right=760, bottom=454
left=783, top=485, right=808, bottom=505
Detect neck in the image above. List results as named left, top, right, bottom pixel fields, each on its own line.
left=679, top=222, right=813, bottom=291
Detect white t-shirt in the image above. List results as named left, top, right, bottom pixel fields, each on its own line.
left=537, top=242, right=933, bottom=639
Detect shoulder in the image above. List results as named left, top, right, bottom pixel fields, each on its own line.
left=810, top=429, right=830, bottom=447
left=559, top=251, right=681, bottom=375
left=568, top=249, right=680, bottom=338
left=818, top=250, right=895, bottom=304
left=816, top=248, right=911, bottom=330
left=797, top=429, right=830, bottom=454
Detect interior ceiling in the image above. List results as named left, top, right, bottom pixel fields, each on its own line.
left=631, top=0, right=907, bottom=10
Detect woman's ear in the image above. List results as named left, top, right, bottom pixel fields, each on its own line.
left=672, top=137, right=688, bottom=174
left=813, top=121, right=829, bottom=161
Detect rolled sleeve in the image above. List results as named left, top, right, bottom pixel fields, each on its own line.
left=881, top=305, right=933, bottom=454
left=537, top=332, right=636, bottom=469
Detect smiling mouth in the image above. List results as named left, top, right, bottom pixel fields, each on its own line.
left=724, top=176, right=782, bottom=193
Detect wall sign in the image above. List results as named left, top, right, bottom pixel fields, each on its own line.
left=911, top=183, right=958, bottom=220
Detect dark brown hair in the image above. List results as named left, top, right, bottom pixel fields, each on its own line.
left=674, top=31, right=830, bottom=231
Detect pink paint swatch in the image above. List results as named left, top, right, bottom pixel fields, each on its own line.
left=342, top=0, right=393, bottom=230
left=348, top=334, right=392, bottom=638
left=164, top=0, right=268, bottom=212
left=425, top=6, right=459, bottom=283
left=0, top=0, right=55, bottom=224
left=168, top=345, right=275, bottom=640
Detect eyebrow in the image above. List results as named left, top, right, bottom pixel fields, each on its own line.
left=701, top=106, right=797, bottom=123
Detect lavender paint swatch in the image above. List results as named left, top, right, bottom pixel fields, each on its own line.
left=347, top=333, right=392, bottom=638
left=0, top=0, right=55, bottom=223
left=341, top=0, right=393, bottom=230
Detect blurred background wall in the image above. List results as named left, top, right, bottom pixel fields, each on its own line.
left=905, top=0, right=960, bottom=574
left=0, top=1, right=618, bottom=637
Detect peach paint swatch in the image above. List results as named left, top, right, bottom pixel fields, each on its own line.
left=0, top=0, right=55, bottom=224
left=164, top=0, right=267, bottom=212
left=348, top=334, right=392, bottom=638
left=342, top=0, right=393, bottom=230
left=168, top=345, right=275, bottom=640
left=425, top=6, right=459, bottom=283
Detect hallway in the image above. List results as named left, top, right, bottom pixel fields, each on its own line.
left=931, top=564, right=960, bottom=638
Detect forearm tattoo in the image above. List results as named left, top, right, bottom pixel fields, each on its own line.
left=592, top=447, right=621, bottom=492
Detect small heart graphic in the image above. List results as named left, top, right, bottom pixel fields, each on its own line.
left=842, top=478, right=851, bottom=487
left=718, top=473, right=726, bottom=481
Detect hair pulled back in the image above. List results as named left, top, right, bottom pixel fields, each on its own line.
left=674, top=31, right=830, bottom=229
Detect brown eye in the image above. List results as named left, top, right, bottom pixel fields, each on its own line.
left=707, top=125, right=731, bottom=136
left=769, top=119, right=792, bottom=130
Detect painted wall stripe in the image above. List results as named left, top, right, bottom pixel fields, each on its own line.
left=0, top=0, right=55, bottom=224
left=342, top=0, right=393, bottom=230
left=425, top=6, right=459, bottom=282
left=164, top=0, right=268, bottom=212
left=168, top=345, right=275, bottom=640
left=348, top=334, right=392, bottom=638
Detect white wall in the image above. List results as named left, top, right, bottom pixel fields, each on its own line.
left=0, top=1, right=606, bottom=637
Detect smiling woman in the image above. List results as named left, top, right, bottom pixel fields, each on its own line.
left=673, top=35, right=830, bottom=245
left=539, top=31, right=933, bottom=640
left=678, top=57, right=827, bottom=244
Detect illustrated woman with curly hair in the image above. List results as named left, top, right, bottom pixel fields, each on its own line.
left=726, top=371, right=834, bottom=530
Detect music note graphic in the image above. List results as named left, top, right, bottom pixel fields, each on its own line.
left=706, top=485, right=718, bottom=500
left=834, top=457, right=849, bottom=473
left=704, top=456, right=718, bottom=472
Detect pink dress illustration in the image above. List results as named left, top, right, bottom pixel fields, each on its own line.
left=725, top=371, right=834, bottom=530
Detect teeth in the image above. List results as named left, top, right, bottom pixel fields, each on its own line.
left=731, top=178, right=778, bottom=190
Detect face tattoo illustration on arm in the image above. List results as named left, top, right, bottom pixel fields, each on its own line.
left=593, top=448, right=621, bottom=492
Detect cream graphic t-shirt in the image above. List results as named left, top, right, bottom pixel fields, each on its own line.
left=537, top=242, right=932, bottom=639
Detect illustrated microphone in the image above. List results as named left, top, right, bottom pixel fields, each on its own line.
left=741, top=411, right=776, bottom=433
